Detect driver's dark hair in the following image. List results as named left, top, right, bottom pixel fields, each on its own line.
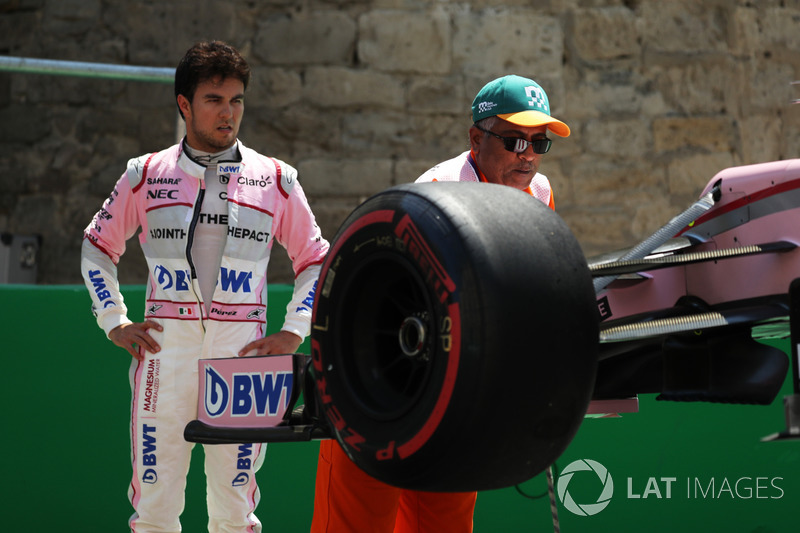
left=174, top=40, right=251, bottom=119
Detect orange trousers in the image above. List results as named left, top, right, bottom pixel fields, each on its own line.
left=311, top=440, right=476, bottom=533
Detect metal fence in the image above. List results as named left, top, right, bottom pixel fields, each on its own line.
left=0, top=55, right=184, bottom=141
left=0, top=55, right=174, bottom=82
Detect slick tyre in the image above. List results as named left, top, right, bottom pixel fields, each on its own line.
left=310, top=182, right=598, bottom=491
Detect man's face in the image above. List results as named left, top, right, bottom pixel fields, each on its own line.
left=470, top=119, right=549, bottom=191
left=178, top=75, right=244, bottom=153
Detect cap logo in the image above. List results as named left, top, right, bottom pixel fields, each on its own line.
left=525, top=85, right=549, bottom=113
left=477, top=101, right=498, bottom=113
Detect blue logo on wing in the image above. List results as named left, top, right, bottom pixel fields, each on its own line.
left=204, top=365, right=229, bottom=417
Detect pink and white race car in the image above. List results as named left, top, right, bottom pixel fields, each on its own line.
left=186, top=158, right=800, bottom=492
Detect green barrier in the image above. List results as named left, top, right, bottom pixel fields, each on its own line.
left=477, top=355, right=799, bottom=531
left=2, top=285, right=317, bottom=531
left=1, top=285, right=797, bottom=531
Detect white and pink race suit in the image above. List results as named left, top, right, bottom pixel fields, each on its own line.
left=415, top=149, right=555, bottom=209
left=81, top=140, right=329, bottom=532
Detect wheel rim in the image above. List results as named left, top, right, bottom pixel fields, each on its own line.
left=335, top=252, right=436, bottom=421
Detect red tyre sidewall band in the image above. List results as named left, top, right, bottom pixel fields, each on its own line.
left=395, top=301, right=460, bottom=460
left=311, top=207, right=462, bottom=464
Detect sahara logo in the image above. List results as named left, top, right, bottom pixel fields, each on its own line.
left=556, top=459, right=614, bottom=516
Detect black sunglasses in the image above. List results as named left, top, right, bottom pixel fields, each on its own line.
left=474, top=124, right=552, bottom=154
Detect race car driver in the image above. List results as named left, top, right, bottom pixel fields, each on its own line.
left=310, top=74, right=570, bottom=533
left=81, top=40, right=329, bottom=532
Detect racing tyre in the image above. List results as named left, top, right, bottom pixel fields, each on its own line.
left=311, top=182, right=598, bottom=491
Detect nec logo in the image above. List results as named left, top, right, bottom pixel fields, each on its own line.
left=203, top=365, right=293, bottom=419
left=146, top=189, right=179, bottom=200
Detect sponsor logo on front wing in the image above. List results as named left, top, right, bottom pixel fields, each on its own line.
left=203, top=365, right=293, bottom=419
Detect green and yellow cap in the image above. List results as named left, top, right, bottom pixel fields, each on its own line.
left=471, top=75, right=570, bottom=137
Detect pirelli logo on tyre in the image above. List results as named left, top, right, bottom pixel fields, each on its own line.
left=394, top=214, right=456, bottom=304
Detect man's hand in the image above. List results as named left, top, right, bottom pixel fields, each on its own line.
left=239, top=330, right=303, bottom=357
left=108, top=320, right=163, bottom=361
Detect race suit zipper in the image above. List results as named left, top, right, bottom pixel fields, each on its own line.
left=186, top=185, right=205, bottom=328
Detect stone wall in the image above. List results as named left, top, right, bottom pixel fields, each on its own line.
left=1, top=0, right=799, bottom=284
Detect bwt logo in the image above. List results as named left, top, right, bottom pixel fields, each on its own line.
left=218, top=164, right=242, bottom=185
left=141, top=424, right=158, bottom=485
left=557, top=459, right=614, bottom=516
left=220, top=267, right=253, bottom=293
left=204, top=366, right=293, bottom=418
left=154, top=265, right=191, bottom=292
left=233, top=443, right=254, bottom=487
left=219, top=164, right=242, bottom=174
left=87, top=269, right=115, bottom=308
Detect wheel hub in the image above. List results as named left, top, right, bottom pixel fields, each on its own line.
left=399, top=314, right=429, bottom=360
